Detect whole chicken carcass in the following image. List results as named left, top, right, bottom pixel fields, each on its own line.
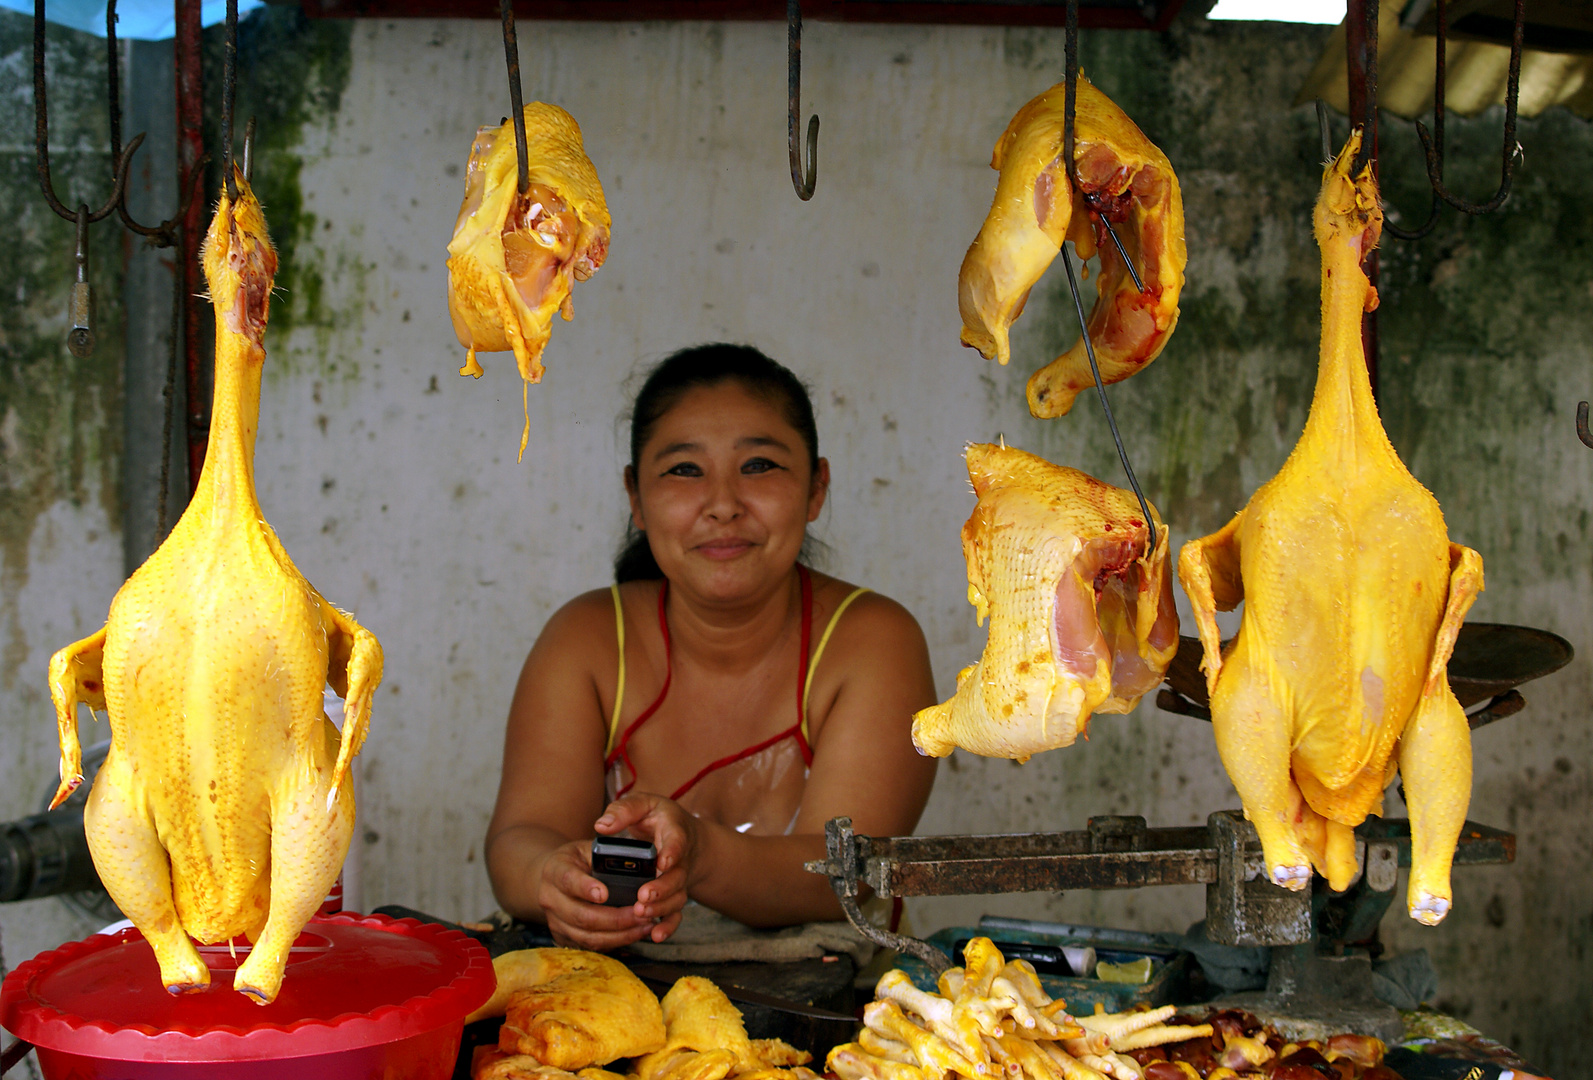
left=912, top=443, right=1178, bottom=761
left=447, top=102, right=610, bottom=459
left=46, top=168, right=383, bottom=1004
left=957, top=76, right=1185, bottom=420
left=1178, top=132, right=1483, bottom=923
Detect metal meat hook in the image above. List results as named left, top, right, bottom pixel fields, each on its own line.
left=1385, top=0, right=1526, bottom=240
left=104, top=0, right=209, bottom=246
left=33, top=0, right=139, bottom=226
left=1577, top=403, right=1593, bottom=450
left=788, top=0, right=818, bottom=200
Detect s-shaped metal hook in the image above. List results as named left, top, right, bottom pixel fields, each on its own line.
left=1577, top=403, right=1593, bottom=449
left=788, top=0, right=818, bottom=200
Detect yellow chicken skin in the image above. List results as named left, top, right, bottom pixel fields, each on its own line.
left=46, top=168, right=383, bottom=1004
left=1024, top=78, right=1185, bottom=420
left=446, top=102, right=611, bottom=460
left=957, top=76, right=1185, bottom=420
left=913, top=444, right=1178, bottom=762
left=633, top=977, right=758, bottom=1080
left=498, top=949, right=666, bottom=1067
left=1177, top=132, right=1483, bottom=923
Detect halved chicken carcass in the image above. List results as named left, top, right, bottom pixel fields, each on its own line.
left=957, top=76, right=1185, bottom=421
left=446, top=102, right=610, bottom=459
left=912, top=443, right=1178, bottom=761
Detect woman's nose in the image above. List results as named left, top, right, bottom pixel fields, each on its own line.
left=703, top=475, right=745, bottom=521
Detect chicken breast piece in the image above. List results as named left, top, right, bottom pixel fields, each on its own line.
left=446, top=102, right=610, bottom=459
left=956, top=76, right=1185, bottom=421
left=912, top=443, right=1178, bottom=761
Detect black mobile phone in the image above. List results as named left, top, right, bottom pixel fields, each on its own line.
left=591, top=837, right=658, bottom=908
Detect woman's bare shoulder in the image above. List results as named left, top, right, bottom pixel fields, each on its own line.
left=527, top=587, right=622, bottom=665
left=811, top=573, right=929, bottom=654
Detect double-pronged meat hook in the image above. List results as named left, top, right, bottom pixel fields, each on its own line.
left=1058, top=0, right=1158, bottom=553
left=34, top=0, right=140, bottom=358
left=1577, top=403, right=1593, bottom=450
left=103, top=0, right=208, bottom=246
left=1380, top=0, right=1525, bottom=240
left=788, top=0, right=819, bottom=200
left=500, top=0, right=531, bottom=195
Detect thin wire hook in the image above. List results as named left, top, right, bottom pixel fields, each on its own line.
left=1061, top=242, right=1158, bottom=554
left=1383, top=0, right=1443, bottom=240
left=788, top=0, right=818, bottom=200
left=1099, top=217, right=1144, bottom=293
left=1577, top=402, right=1593, bottom=450
left=500, top=0, right=530, bottom=195
left=1058, top=0, right=1157, bottom=553
left=34, top=0, right=138, bottom=224
left=1414, top=0, right=1523, bottom=214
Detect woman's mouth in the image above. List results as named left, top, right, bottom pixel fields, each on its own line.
left=695, top=538, right=755, bottom=560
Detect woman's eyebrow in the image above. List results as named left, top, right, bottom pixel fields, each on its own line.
left=737, top=435, right=791, bottom=452
left=652, top=440, right=702, bottom=460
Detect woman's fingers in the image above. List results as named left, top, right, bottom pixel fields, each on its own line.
left=636, top=865, right=688, bottom=916
left=594, top=792, right=656, bottom=835
left=550, top=842, right=608, bottom=903
left=648, top=909, right=685, bottom=944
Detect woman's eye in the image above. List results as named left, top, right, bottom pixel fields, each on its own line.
left=741, top=458, right=782, bottom=475
left=664, top=462, right=703, bottom=477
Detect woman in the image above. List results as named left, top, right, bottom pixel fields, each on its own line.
left=485, top=344, right=938, bottom=951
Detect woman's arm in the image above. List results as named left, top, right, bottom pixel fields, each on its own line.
left=599, top=592, right=939, bottom=927
left=485, top=592, right=685, bottom=949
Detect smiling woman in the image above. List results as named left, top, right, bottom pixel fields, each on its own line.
left=484, top=345, right=940, bottom=952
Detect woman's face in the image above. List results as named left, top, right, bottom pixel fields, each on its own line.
left=627, top=381, right=828, bottom=604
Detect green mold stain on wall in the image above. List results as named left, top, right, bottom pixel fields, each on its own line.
left=0, top=11, right=124, bottom=687
left=201, top=7, right=355, bottom=378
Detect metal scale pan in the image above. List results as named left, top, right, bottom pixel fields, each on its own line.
left=1158, top=622, right=1573, bottom=729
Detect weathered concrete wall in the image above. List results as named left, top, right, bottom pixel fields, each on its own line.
left=2, top=5, right=1589, bottom=1071
left=0, top=11, right=127, bottom=979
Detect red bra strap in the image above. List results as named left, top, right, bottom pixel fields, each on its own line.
left=604, top=581, right=672, bottom=797
left=670, top=566, right=815, bottom=801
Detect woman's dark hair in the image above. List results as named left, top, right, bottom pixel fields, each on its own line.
left=615, top=344, right=821, bottom=582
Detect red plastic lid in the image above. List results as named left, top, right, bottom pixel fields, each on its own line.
left=0, top=914, right=495, bottom=1063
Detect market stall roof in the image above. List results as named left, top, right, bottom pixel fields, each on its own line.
left=1296, top=0, right=1593, bottom=119
left=301, top=0, right=1184, bottom=30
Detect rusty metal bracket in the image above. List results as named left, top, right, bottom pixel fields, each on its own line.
left=807, top=818, right=950, bottom=972
left=1206, top=811, right=1312, bottom=947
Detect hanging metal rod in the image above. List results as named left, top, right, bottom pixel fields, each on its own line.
left=788, top=0, right=818, bottom=200
left=501, top=0, right=531, bottom=195
left=222, top=0, right=240, bottom=200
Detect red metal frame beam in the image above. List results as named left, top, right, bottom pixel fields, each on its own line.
left=302, top=0, right=1185, bottom=31
left=1345, top=0, right=1378, bottom=402
left=176, top=0, right=207, bottom=494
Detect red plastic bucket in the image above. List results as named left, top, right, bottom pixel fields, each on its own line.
left=1, top=914, right=495, bottom=1079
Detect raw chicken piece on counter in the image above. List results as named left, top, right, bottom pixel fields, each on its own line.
left=1178, top=130, right=1483, bottom=923
left=446, top=101, right=611, bottom=459
left=912, top=443, right=1178, bottom=762
left=957, top=75, right=1185, bottom=420
left=46, top=167, right=384, bottom=1005
left=468, top=948, right=813, bottom=1080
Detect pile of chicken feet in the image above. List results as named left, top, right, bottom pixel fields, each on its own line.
left=829, top=939, right=1211, bottom=1080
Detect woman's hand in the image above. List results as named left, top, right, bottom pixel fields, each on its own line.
left=594, top=792, right=700, bottom=944
left=531, top=837, right=657, bottom=951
